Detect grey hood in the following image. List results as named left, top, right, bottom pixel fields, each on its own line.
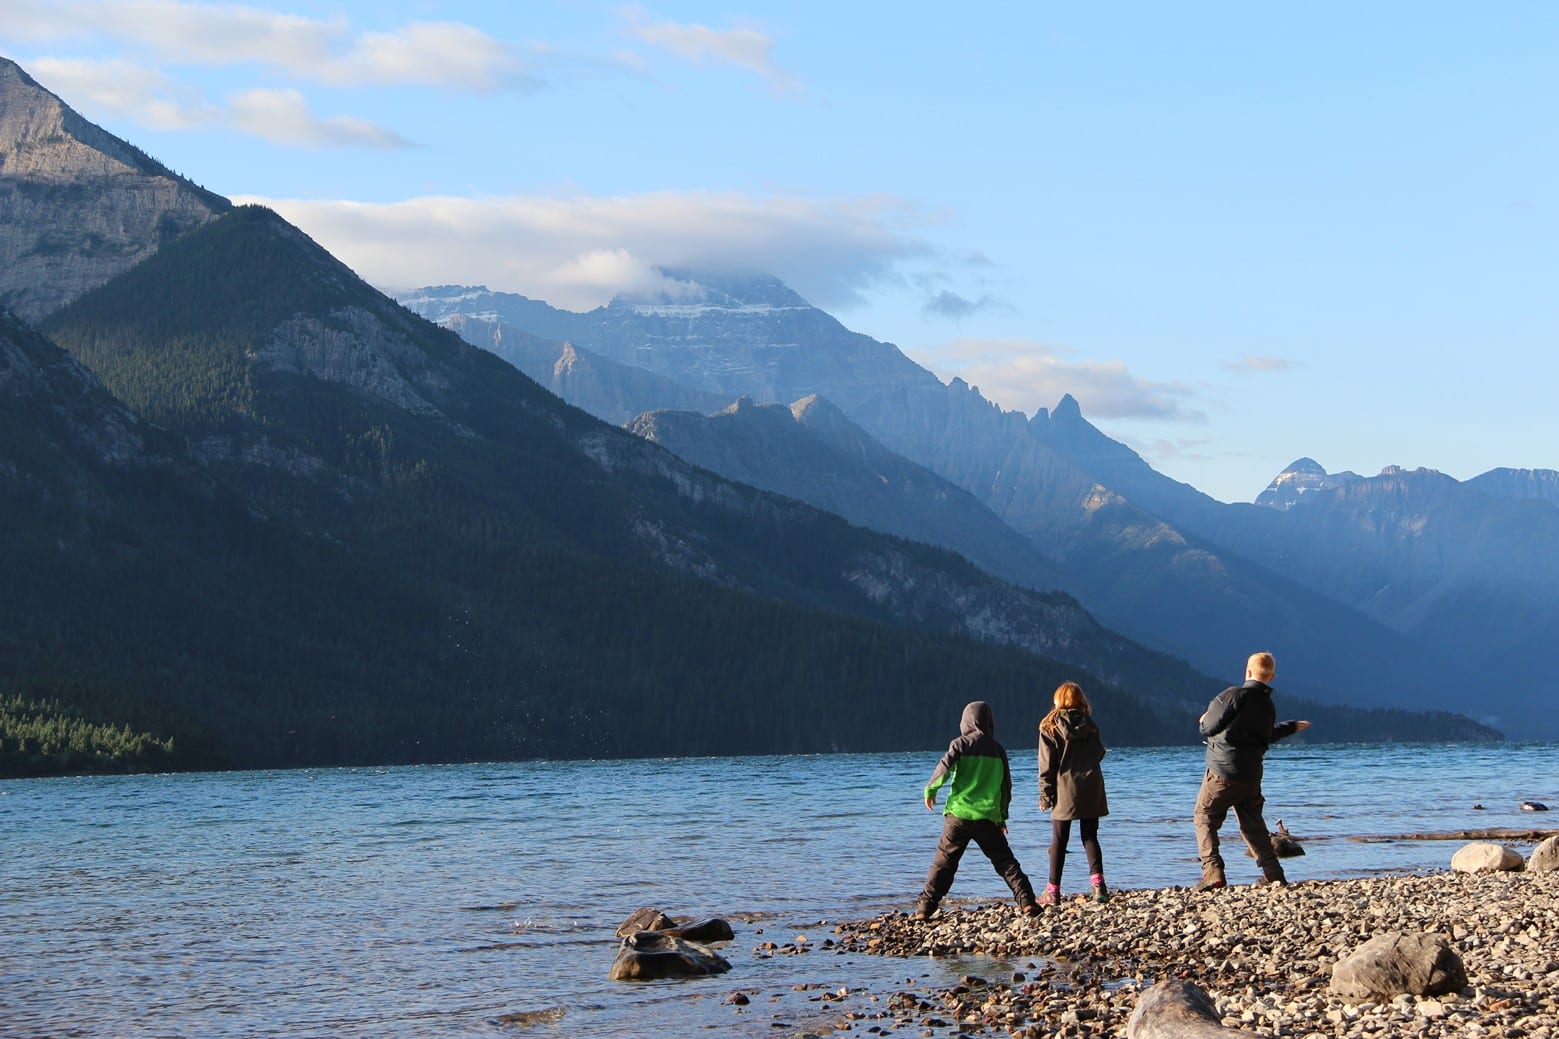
left=960, top=700, right=994, bottom=739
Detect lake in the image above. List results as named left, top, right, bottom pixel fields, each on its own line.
left=3, top=741, right=1555, bottom=1037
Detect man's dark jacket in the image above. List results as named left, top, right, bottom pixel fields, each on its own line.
left=1198, top=680, right=1301, bottom=782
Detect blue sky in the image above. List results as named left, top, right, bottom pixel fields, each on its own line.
left=4, top=2, right=1556, bottom=502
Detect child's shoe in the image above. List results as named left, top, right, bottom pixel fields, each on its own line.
left=1090, top=874, right=1109, bottom=903
left=1037, top=883, right=1060, bottom=906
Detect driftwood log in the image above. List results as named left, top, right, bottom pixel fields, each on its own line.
left=1349, top=827, right=1555, bottom=843
left=1127, top=979, right=1245, bottom=1038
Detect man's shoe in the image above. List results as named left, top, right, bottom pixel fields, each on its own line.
left=1019, top=900, right=1041, bottom=917
left=1194, top=870, right=1226, bottom=891
left=913, top=901, right=937, bottom=920
left=1091, top=882, right=1110, bottom=904
left=1254, top=875, right=1287, bottom=887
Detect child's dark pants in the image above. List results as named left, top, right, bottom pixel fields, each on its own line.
left=920, top=815, right=1036, bottom=911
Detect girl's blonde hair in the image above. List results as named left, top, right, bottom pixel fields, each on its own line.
left=1039, top=681, right=1090, bottom=739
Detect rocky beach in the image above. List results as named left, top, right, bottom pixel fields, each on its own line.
left=750, top=857, right=1559, bottom=1038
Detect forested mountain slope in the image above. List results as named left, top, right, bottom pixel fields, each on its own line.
left=407, top=283, right=1487, bottom=721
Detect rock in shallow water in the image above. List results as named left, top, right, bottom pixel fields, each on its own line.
left=608, top=930, right=732, bottom=981
left=662, top=918, right=735, bottom=943
left=615, top=907, right=675, bottom=937
left=1451, top=842, right=1524, bottom=873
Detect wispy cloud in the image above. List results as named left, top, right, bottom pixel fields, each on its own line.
left=322, top=22, right=535, bottom=91
left=237, top=190, right=928, bottom=312
left=619, top=4, right=800, bottom=95
left=228, top=88, right=416, bottom=149
left=921, top=338, right=1203, bottom=421
left=28, top=57, right=415, bottom=148
left=922, top=290, right=1015, bottom=320
left=2, top=0, right=535, bottom=90
left=29, top=56, right=219, bottom=130
left=1222, top=354, right=1295, bottom=374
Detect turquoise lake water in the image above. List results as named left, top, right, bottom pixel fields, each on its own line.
left=3, top=742, right=1555, bottom=1037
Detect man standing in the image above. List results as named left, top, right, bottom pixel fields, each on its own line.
left=1193, top=652, right=1310, bottom=890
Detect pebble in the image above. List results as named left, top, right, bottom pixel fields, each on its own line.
left=821, top=870, right=1559, bottom=1038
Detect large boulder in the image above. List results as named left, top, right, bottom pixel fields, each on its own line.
left=1330, top=932, right=1467, bottom=1001
left=1127, top=979, right=1243, bottom=1037
left=663, top=918, right=735, bottom=943
left=615, top=907, right=675, bottom=937
left=608, top=931, right=732, bottom=981
left=1451, top=842, right=1524, bottom=873
left=1529, top=835, right=1559, bottom=873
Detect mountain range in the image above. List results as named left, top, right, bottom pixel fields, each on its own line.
left=401, top=280, right=1554, bottom=735
left=0, top=55, right=1513, bottom=772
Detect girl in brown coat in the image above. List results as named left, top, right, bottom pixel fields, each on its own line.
left=1038, top=682, right=1109, bottom=903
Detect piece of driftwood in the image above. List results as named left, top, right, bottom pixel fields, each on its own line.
left=1127, top=979, right=1245, bottom=1038
left=1349, top=828, right=1555, bottom=843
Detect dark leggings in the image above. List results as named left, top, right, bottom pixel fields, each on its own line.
left=1048, top=817, right=1102, bottom=886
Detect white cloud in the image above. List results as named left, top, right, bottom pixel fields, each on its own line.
left=227, top=88, right=416, bottom=149
left=619, top=4, right=799, bottom=94
left=235, top=190, right=927, bottom=312
left=325, top=22, right=535, bottom=91
left=0, top=1, right=532, bottom=90
left=1222, top=354, right=1296, bottom=374
left=29, top=56, right=220, bottom=130
left=920, top=338, right=1202, bottom=421
left=25, top=56, right=414, bottom=148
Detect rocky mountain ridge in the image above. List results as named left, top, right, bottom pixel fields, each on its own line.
left=629, top=394, right=1064, bottom=593
left=0, top=57, right=227, bottom=322
left=405, top=281, right=1495, bottom=724
left=1466, top=466, right=1559, bottom=508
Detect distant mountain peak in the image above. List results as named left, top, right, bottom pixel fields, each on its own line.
left=1466, top=467, right=1559, bottom=509
left=1052, top=393, right=1083, bottom=421
left=720, top=394, right=761, bottom=415
left=1377, top=464, right=1443, bottom=479
left=1, top=55, right=228, bottom=321
left=1255, top=458, right=1362, bottom=510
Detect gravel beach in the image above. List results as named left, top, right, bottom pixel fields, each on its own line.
left=813, top=869, right=1559, bottom=1038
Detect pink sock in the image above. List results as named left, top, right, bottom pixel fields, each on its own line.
left=1090, top=873, right=1104, bottom=886
left=1046, top=882, right=1060, bottom=894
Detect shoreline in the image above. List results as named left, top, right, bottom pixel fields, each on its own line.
left=803, top=869, right=1559, bottom=1038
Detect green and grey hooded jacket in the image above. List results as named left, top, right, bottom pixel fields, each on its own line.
left=924, top=701, right=1013, bottom=824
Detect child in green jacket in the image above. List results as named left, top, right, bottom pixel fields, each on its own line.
left=916, top=700, right=1039, bottom=919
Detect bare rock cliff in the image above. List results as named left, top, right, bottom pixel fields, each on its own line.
left=0, top=57, right=227, bottom=322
